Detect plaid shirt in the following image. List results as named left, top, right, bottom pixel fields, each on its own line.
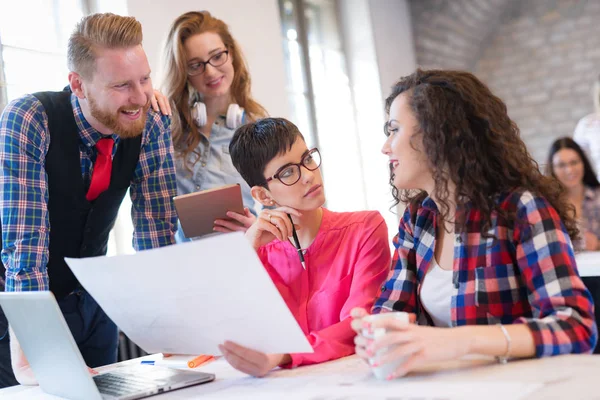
left=0, top=93, right=178, bottom=292
left=373, top=189, right=598, bottom=357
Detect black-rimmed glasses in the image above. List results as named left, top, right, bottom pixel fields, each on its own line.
left=266, top=148, right=322, bottom=186
left=187, top=50, right=229, bottom=76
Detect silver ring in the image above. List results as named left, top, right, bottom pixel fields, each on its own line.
left=268, top=214, right=273, bottom=223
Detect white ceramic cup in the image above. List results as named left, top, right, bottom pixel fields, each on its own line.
left=361, top=312, right=410, bottom=380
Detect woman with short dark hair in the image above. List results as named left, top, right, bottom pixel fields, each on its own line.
left=217, top=117, right=391, bottom=377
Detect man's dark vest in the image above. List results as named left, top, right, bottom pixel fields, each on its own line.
left=0, top=89, right=142, bottom=299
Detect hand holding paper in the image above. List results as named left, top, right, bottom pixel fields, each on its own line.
left=219, top=341, right=291, bottom=377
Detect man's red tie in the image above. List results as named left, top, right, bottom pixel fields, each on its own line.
left=86, top=137, right=114, bottom=202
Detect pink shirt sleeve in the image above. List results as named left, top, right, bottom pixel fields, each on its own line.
left=285, top=216, right=391, bottom=368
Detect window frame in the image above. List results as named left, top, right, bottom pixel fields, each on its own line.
left=0, top=32, right=7, bottom=112
left=0, top=0, right=93, bottom=109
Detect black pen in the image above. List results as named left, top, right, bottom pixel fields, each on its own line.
left=287, top=213, right=306, bottom=270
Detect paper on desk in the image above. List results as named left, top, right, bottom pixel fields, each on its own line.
left=65, top=232, right=313, bottom=355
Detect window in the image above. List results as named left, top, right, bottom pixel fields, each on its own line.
left=0, top=0, right=86, bottom=105
left=279, top=0, right=399, bottom=241
left=279, top=0, right=318, bottom=148
left=280, top=0, right=367, bottom=212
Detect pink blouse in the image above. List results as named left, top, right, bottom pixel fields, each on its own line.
left=257, top=208, right=391, bottom=367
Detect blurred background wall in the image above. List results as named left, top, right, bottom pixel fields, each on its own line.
left=410, top=0, right=600, bottom=163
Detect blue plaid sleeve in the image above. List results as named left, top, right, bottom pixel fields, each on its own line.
left=513, top=192, right=597, bottom=356
left=129, top=111, right=177, bottom=250
left=0, top=95, right=51, bottom=291
left=372, top=205, right=419, bottom=315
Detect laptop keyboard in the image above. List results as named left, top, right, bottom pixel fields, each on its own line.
left=93, top=370, right=160, bottom=398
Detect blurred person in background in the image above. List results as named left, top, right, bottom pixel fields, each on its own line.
left=574, top=75, right=600, bottom=180
left=547, top=137, right=600, bottom=251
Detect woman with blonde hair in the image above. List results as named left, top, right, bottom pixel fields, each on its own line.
left=162, top=11, right=267, bottom=241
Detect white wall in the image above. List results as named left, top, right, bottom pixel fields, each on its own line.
left=369, top=0, right=416, bottom=219
left=369, top=0, right=416, bottom=98
left=126, top=0, right=290, bottom=119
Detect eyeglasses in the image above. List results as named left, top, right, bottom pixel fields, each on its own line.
left=553, top=159, right=582, bottom=171
left=186, top=50, right=229, bottom=76
left=266, top=148, right=322, bottom=186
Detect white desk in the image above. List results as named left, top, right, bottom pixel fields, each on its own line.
left=575, top=251, right=600, bottom=355
left=576, top=251, right=600, bottom=277
left=1, top=353, right=599, bottom=399
left=2, top=254, right=599, bottom=399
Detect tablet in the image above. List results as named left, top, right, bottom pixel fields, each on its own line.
left=174, top=184, right=245, bottom=238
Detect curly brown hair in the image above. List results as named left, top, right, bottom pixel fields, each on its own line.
left=385, top=69, right=578, bottom=240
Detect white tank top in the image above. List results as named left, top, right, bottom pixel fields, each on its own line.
left=420, top=258, right=453, bottom=327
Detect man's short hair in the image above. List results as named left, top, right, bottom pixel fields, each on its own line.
left=229, top=118, right=305, bottom=188
left=68, top=13, right=143, bottom=79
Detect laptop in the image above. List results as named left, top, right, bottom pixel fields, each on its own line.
left=174, top=184, right=245, bottom=238
left=0, top=291, right=215, bottom=400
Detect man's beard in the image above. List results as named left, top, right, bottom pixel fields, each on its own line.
left=88, top=96, right=150, bottom=139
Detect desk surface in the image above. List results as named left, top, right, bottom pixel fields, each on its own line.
left=576, top=251, right=600, bottom=277
left=2, top=353, right=599, bottom=399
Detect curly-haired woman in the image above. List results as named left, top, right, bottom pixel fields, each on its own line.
left=351, top=69, right=597, bottom=379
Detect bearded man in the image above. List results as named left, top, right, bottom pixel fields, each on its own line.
left=0, top=13, right=177, bottom=386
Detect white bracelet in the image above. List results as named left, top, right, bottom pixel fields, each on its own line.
left=496, top=324, right=511, bottom=364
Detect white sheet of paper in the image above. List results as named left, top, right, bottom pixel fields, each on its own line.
left=65, top=232, right=313, bottom=355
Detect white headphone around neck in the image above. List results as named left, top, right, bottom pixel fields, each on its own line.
left=191, top=101, right=245, bottom=130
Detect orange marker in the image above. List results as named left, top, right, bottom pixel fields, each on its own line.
left=187, top=354, right=215, bottom=368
